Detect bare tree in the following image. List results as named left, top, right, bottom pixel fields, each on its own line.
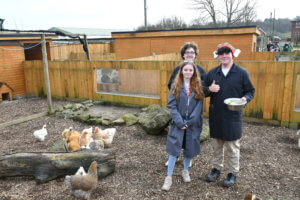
left=189, top=0, right=218, bottom=26
left=189, top=0, right=256, bottom=27
left=240, top=0, right=257, bottom=25
left=159, top=16, right=187, bottom=29
left=137, top=16, right=187, bottom=30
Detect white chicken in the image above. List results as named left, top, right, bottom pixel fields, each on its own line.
left=101, top=128, right=116, bottom=147
left=75, top=166, right=87, bottom=176
left=82, top=127, right=93, bottom=134
left=297, top=130, right=300, bottom=148
left=33, top=125, right=48, bottom=141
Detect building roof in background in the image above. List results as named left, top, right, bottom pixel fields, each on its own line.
left=0, top=30, right=56, bottom=41
left=48, top=27, right=132, bottom=38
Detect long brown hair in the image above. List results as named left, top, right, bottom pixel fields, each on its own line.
left=172, top=61, right=204, bottom=100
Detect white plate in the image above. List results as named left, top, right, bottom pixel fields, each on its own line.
left=224, top=98, right=247, bottom=105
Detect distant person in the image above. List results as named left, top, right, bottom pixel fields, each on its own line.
left=267, top=42, right=274, bottom=52
left=162, top=61, right=205, bottom=191
left=166, top=42, right=207, bottom=168
left=273, top=42, right=280, bottom=52
left=283, top=42, right=290, bottom=52
left=204, top=42, right=255, bottom=187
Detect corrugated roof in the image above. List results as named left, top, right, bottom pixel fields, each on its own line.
left=48, top=27, right=132, bottom=37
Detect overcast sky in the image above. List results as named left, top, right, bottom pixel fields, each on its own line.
left=0, top=0, right=299, bottom=30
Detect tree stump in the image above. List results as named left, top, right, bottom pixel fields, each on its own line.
left=0, top=148, right=116, bottom=183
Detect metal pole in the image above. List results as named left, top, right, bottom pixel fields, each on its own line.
left=144, top=0, right=148, bottom=30
left=83, top=34, right=91, bottom=60
left=41, top=34, right=54, bottom=114
left=272, top=9, right=275, bottom=42
left=0, top=18, right=4, bottom=30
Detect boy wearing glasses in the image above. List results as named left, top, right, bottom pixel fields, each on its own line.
left=168, top=42, right=206, bottom=90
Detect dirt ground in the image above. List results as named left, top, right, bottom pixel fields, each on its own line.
left=0, top=97, right=299, bottom=200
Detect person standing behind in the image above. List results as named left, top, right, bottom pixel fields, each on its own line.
left=205, top=42, right=255, bottom=187
left=162, top=61, right=205, bottom=191
left=166, top=42, right=206, bottom=167
left=168, top=42, right=206, bottom=90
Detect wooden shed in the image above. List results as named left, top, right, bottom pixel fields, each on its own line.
left=0, top=32, right=56, bottom=98
left=0, top=82, right=13, bottom=101
left=111, top=26, right=260, bottom=60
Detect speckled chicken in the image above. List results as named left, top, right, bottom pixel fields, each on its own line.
left=93, top=127, right=116, bottom=148
left=65, top=161, right=98, bottom=200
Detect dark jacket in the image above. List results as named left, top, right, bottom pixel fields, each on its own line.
left=205, top=63, right=255, bottom=141
left=166, top=87, right=203, bottom=158
left=168, top=64, right=206, bottom=90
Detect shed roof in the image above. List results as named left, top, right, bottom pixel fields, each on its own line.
left=0, top=30, right=56, bottom=41
left=112, top=25, right=260, bottom=38
left=0, top=82, right=14, bottom=91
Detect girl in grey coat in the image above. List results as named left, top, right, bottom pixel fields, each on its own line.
left=162, top=61, right=204, bottom=191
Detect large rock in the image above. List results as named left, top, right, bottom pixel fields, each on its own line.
left=200, top=125, right=210, bottom=142
left=138, top=105, right=171, bottom=135
left=122, top=114, right=139, bottom=126
left=113, top=118, right=125, bottom=125
left=48, top=140, right=67, bottom=152
left=73, top=113, right=90, bottom=122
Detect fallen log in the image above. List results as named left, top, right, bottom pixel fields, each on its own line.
left=0, top=148, right=116, bottom=183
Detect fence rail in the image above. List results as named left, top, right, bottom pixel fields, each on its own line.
left=24, top=60, right=300, bottom=128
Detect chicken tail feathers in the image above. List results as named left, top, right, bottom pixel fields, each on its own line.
left=71, top=190, right=91, bottom=200
left=64, top=175, right=72, bottom=189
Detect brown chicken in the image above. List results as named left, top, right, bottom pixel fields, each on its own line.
left=80, top=131, right=93, bottom=149
left=244, top=193, right=260, bottom=200
left=62, top=127, right=81, bottom=151
left=65, top=161, right=98, bottom=200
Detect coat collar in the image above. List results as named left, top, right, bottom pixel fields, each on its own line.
left=216, top=63, right=237, bottom=74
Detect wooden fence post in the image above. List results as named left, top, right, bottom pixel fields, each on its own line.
left=84, top=34, right=91, bottom=60
left=281, top=62, right=295, bottom=126
left=41, top=34, right=54, bottom=114
left=160, top=63, right=168, bottom=107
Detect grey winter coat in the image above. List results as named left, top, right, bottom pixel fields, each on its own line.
left=205, top=63, right=255, bottom=141
left=166, top=87, right=203, bottom=158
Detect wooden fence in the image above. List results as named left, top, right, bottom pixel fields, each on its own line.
left=50, top=43, right=113, bottom=60
left=24, top=60, right=300, bottom=128
left=128, top=52, right=300, bottom=61
left=128, top=53, right=181, bottom=61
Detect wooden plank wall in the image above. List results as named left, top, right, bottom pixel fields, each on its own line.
left=295, top=74, right=300, bottom=109
left=0, top=47, right=26, bottom=97
left=69, top=52, right=116, bottom=60
left=128, top=52, right=181, bottom=61
left=113, top=35, right=255, bottom=60
left=24, top=60, right=300, bottom=127
left=50, top=43, right=112, bottom=60
left=290, top=63, right=300, bottom=127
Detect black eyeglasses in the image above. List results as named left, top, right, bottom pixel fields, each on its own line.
left=185, top=51, right=195, bottom=55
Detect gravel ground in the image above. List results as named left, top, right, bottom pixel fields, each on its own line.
left=0, top=97, right=299, bottom=200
